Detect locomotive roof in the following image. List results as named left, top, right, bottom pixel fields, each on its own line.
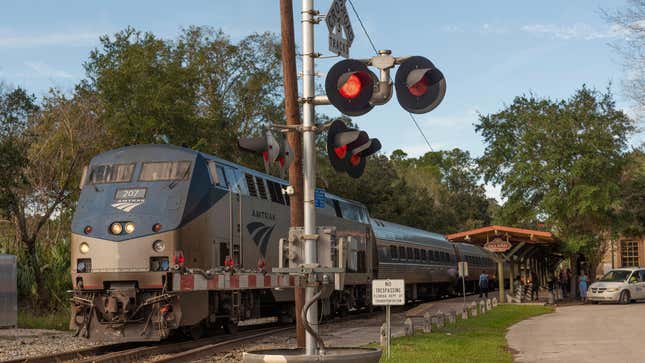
left=370, top=218, right=454, bottom=248
left=91, top=143, right=366, bottom=208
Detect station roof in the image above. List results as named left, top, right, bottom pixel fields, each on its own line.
left=445, top=225, right=556, bottom=246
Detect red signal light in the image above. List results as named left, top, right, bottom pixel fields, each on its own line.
left=334, top=144, right=348, bottom=159
left=84, top=226, right=92, bottom=234
left=350, top=154, right=361, bottom=166
left=152, top=223, right=162, bottom=233
left=339, top=73, right=362, bottom=99
left=408, top=74, right=429, bottom=97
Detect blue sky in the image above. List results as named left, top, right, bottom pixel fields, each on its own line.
left=0, top=0, right=642, bottom=200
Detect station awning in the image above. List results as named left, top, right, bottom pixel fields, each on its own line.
left=446, top=225, right=555, bottom=247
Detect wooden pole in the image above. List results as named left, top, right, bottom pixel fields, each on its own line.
left=279, top=0, right=305, bottom=348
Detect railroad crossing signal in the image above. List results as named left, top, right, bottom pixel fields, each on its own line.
left=395, top=56, right=446, bottom=114
left=324, top=55, right=446, bottom=116
left=324, top=59, right=376, bottom=117
left=327, top=119, right=381, bottom=178
left=238, top=130, right=293, bottom=175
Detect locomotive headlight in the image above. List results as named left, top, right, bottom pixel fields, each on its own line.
left=153, top=240, right=165, bottom=252
left=110, top=222, right=123, bottom=235
left=79, top=242, right=90, bottom=254
left=124, top=222, right=136, bottom=234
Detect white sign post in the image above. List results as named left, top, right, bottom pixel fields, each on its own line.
left=458, top=261, right=469, bottom=310
left=372, top=279, right=405, bottom=360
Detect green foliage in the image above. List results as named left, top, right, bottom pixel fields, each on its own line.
left=83, top=26, right=283, bottom=164
left=18, top=308, right=70, bottom=331
left=476, top=85, right=636, bottom=256
left=378, top=304, right=553, bottom=363
left=320, top=147, right=492, bottom=234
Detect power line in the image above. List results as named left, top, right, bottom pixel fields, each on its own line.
left=347, top=0, right=434, bottom=153
left=408, top=113, right=433, bottom=152
left=346, top=0, right=378, bottom=55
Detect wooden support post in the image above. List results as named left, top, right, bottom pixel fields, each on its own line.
left=497, top=259, right=505, bottom=303
left=279, top=0, right=304, bottom=348
left=509, top=256, right=515, bottom=295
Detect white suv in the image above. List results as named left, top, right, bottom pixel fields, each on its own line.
left=588, top=267, right=645, bottom=304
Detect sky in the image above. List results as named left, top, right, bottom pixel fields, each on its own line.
left=0, top=0, right=642, bottom=201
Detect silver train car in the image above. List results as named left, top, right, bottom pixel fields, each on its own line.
left=69, top=144, right=502, bottom=342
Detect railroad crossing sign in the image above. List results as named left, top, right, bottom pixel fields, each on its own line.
left=325, top=0, right=355, bottom=58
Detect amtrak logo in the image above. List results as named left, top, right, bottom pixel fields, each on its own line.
left=246, top=222, right=275, bottom=256
left=111, top=200, right=144, bottom=212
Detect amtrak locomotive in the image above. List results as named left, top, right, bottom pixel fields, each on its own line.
left=70, top=144, right=498, bottom=341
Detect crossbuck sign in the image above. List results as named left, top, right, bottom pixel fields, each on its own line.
left=372, top=279, right=405, bottom=306
left=325, top=0, right=355, bottom=58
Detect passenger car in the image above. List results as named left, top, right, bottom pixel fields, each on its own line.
left=588, top=267, right=645, bottom=304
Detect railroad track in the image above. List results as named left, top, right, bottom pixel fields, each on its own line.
left=3, top=327, right=291, bottom=363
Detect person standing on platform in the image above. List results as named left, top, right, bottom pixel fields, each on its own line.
left=579, top=271, right=589, bottom=304
left=531, top=271, right=540, bottom=301
left=479, top=270, right=489, bottom=298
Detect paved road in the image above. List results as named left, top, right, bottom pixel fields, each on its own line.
left=507, top=303, right=645, bottom=363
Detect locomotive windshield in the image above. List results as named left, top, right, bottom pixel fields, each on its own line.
left=139, top=161, right=191, bottom=181
left=89, top=163, right=135, bottom=184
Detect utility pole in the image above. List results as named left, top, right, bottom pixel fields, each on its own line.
left=278, top=0, right=305, bottom=349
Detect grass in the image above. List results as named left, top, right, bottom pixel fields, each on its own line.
left=18, top=308, right=70, bottom=331
left=378, top=304, right=553, bottom=363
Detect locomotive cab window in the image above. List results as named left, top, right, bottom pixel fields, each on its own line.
left=207, top=161, right=228, bottom=187
left=139, top=161, right=191, bottom=181
left=89, top=163, right=135, bottom=184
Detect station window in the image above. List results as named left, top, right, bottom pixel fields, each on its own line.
left=621, top=240, right=639, bottom=267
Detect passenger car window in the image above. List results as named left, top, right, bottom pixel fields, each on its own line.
left=90, top=163, right=135, bottom=184
left=390, top=245, right=398, bottom=259
left=139, top=161, right=191, bottom=181
left=399, top=246, right=406, bottom=261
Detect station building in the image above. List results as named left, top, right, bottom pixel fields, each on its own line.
left=598, top=236, right=645, bottom=276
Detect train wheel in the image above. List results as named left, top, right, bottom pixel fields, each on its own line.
left=189, top=322, right=205, bottom=340
left=223, top=319, right=238, bottom=335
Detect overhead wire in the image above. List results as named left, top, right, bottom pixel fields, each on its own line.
left=346, top=0, right=434, bottom=153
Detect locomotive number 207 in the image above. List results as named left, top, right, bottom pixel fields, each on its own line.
left=115, top=188, right=146, bottom=200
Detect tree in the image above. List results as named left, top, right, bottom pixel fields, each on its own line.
left=614, top=148, right=645, bottom=237
left=0, top=86, right=104, bottom=307
left=604, top=0, right=644, bottom=119
left=476, top=86, right=635, bottom=281
left=83, top=26, right=283, bottom=163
